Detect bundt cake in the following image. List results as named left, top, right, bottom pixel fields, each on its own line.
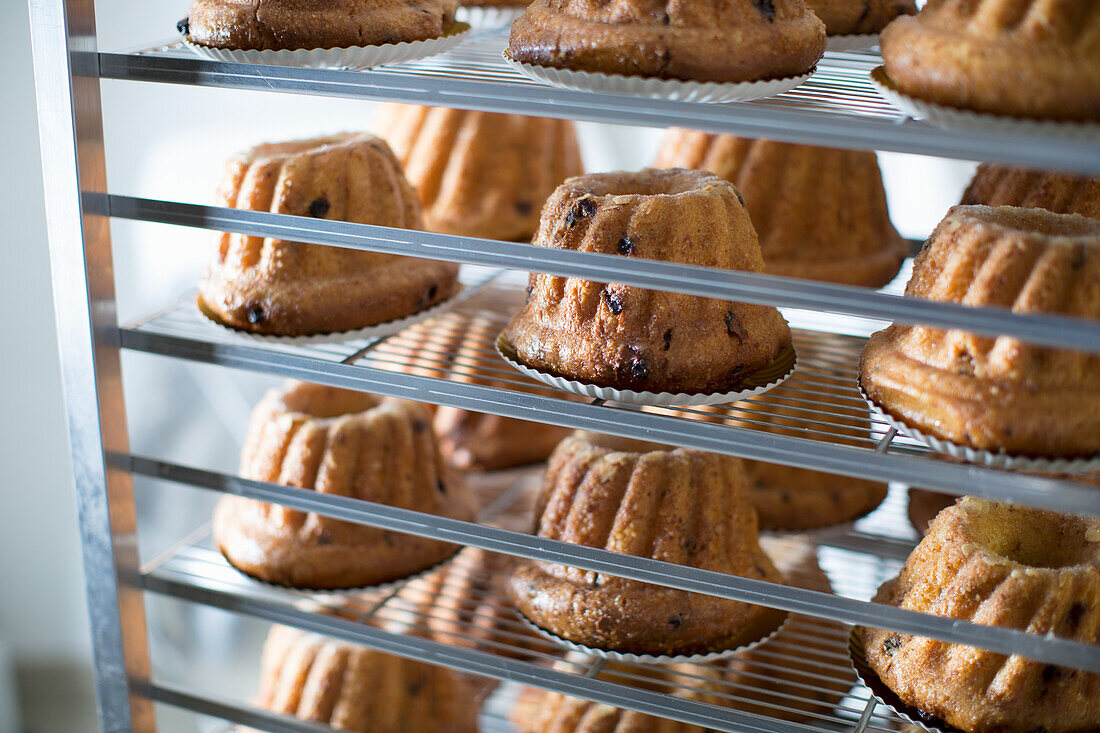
left=728, top=388, right=889, bottom=531
left=253, top=625, right=479, bottom=732
left=879, top=0, right=1100, bottom=121
left=380, top=547, right=544, bottom=658
left=860, top=497, right=1100, bottom=733
left=859, top=205, right=1100, bottom=458
left=507, top=0, right=826, bottom=83
left=197, top=134, right=459, bottom=337
left=506, top=435, right=787, bottom=657
left=376, top=104, right=583, bottom=242
left=184, top=0, right=458, bottom=51
left=962, top=164, right=1100, bottom=219
left=504, top=169, right=793, bottom=395
left=806, top=0, right=916, bottom=36
left=434, top=315, right=572, bottom=471
left=213, top=381, right=477, bottom=589
left=654, top=130, right=906, bottom=287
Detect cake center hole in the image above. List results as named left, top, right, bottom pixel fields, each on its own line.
left=969, top=502, right=1100, bottom=569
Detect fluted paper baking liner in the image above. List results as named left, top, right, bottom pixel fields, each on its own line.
left=849, top=628, right=960, bottom=733
left=861, top=385, right=1100, bottom=474
left=517, top=610, right=789, bottom=664
left=182, top=24, right=470, bottom=69
left=497, top=334, right=796, bottom=407
left=504, top=53, right=814, bottom=104
left=196, top=285, right=467, bottom=346
left=871, top=67, right=1100, bottom=140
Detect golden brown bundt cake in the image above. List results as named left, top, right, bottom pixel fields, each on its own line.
left=198, top=134, right=459, bottom=337
left=962, top=164, right=1100, bottom=219
left=860, top=205, right=1100, bottom=458
left=433, top=315, right=572, bottom=471
left=507, top=435, right=787, bottom=657
left=880, top=0, right=1100, bottom=121
left=806, top=0, right=916, bottom=35
left=507, top=0, right=825, bottom=83
left=654, top=130, right=906, bottom=287
left=728, top=389, right=889, bottom=531
left=253, top=625, right=479, bottom=732
left=906, top=488, right=956, bottom=535
left=380, top=546, right=544, bottom=658
left=376, top=104, right=583, bottom=242
left=504, top=169, right=793, bottom=395
left=213, top=382, right=477, bottom=589
left=184, top=0, right=458, bottom=51
left=860, top=497, right=1100, bottom=733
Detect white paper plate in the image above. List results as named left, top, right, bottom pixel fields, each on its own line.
left=826, top=34, right=879, bottom=52
left=518, top=610, right=788, bottom=664
left=497, top=334, right=796, bottom=407
left=861, top=385, right=1100, bottom=474
left=504, top=53, right=813, bottom=103
left=182, top=24, right=470, bottom=69
left=197, top=285, right=466, bottom=346
left=849, top=628, right=960, bottom=733
left=870, top=66, right=1100, bottom=140
left=455, top=5, right=526, bottom=27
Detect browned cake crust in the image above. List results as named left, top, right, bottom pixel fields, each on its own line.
left=806, top=0, right=916, bottom=35
left=185, top=0, right=458, bottom=51
left=880, top=1, right=1100, bottom=121
left=214, top=382, right=477, bottom=589
left=377, top=104, right=583, bottom=243
left=859, top=206, right=1100, bottom=458
left=463, top=0, right=531, bottom=6
left=254, top=625, right=479, bottom=732
left=654, top=130, right=907, bottom=288
left=860, top=498, right=1100, bottom=733
left=197, top=134, right=459, bottom=337
left=505, top=169, right=793, bottom=394
left=962, top=163, right=1100, bottom=219
left=748, top=461, right=888, bottom=531
left=507, top=0, right=825, bottom=83
left=506, top=436, right=787, bottom=656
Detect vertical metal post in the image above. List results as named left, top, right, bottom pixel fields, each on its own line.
left=27, top=0, right=154, bottom=730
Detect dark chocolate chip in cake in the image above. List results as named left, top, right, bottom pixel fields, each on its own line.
left=733, top=188, right=746, bottom=207
left=629, top=357, right=649, bottom=380
left=412, top=419, right=428, bottom=434
left=246, top=303, right=266, bottom=324
left=1042, top=665, right=1062, bottom=685
left=882, top=634, right=902, bottom=656
left=437, top=478, right=447, bottom=495
left=176, top=17, right=190, bottom=35
left=1066, top=602, right=1086, bottom=631
left=565, top=197, right=596, bottom=227
left=308, top=197, right=330, bottom=219
left=663, top=329, right=672, bottom=350
left=603, top=288, right=624, bottom=314
left=753, top=0, right=776, bottom=21
left=661, top=12, right=670, bottom=25
left=515, top=200, right=533, bottom=216
left=617, top=236, right=636, bottom=255
left=668, top=614, right=682, bottom=628
left=525, top=284, right=533, bottom=304
left=419, top=284, right=439, bottom=308
left=725, top=310, right=745, bottom=341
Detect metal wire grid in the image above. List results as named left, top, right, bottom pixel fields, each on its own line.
left=134, top=27, right=897, bottom=121
left=138, top=479, right=914, bottom=733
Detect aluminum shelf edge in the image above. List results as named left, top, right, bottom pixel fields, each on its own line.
left=125, top=454, right=1100, bottom=673
left=117, top=326, right=1100, bottom=518
left=95, top=47, right=1100, bottom=175
left=107, top=195, right=1100, bottom=353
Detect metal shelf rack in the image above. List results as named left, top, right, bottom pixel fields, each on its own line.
left=28, top=2, right=1100, bottom=732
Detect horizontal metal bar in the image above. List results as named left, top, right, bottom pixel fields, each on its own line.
left=138, top=576, right=812, bottom=733
left=96, top=51, right=1100, bottom=175
left=107, top=195, right=1100, bottom=353
left=118, top=327, right=1100, bottom=518
left=136, top=682, right=336, bottom=733
left=124, top=454, right=1100, bottom=672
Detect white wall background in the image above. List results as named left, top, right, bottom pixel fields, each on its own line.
left=4, top=2, right=975, bottom=730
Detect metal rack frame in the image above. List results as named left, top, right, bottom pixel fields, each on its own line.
left=28, top=2, right=1100, bottom=732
